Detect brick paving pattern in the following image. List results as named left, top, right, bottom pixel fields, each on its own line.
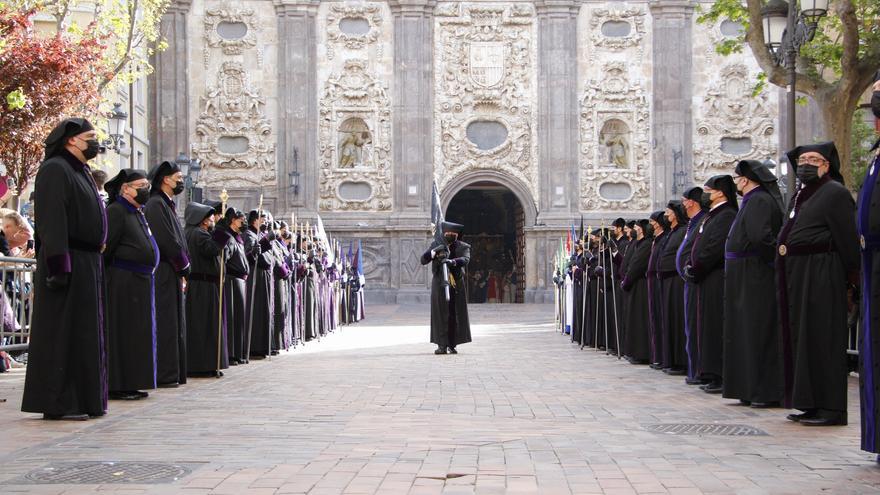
left=0, top=304, right=877, bottom=494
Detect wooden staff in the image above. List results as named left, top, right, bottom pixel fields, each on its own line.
left=215, top=189, right=229, bottom=376
left=244, top=193, right=263, bottom=360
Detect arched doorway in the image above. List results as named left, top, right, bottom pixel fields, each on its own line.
left=445, top=182, right=525, bottom=303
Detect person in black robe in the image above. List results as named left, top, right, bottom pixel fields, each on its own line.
left=684, top=175, right=738, bottom=394
left=622, top=219, right=652, bottom=363
left=676, top=187, right=708, bottom=385
left=659, top=201, right=687, bottom=375
left=722, top=160, right=784, bottom=407
left=647, top=211, right=669, bottom=368
left=271, top=223, right=292, bottom=353
left=214, top=209, right=248, bottom=365
left=859, top=85, right=880, bottom=456
left=421, top=221, right=472, bottom=354
left=569, top=241, right=588, bottom=346
left=610, top=218, right=630, bottom=350
left=778, top=141, right=859, bottom=426
left=244, top=210, right=274, bottom=358
left=103, top=169, right=158, bottom=400
left=615, top=221, right=636, bottom=349
left=591, top=229, right=618, bottom=353
left=22, top=118, right=109, bottom=420
left=184, top=202, right=230, bottom=377
left=144, top=161, right=190, bottom=387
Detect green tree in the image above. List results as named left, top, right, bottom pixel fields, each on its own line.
left=699, top=0, right=880, bottom=189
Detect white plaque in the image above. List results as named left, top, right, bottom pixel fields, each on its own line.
left=469, top=42, right=505, bottom=88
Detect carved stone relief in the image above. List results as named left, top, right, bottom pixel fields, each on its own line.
left=434, top=3, right=538, bottom=206
left=318, top=59, right=393, bottom=211
left=191, top=62, right=276, bottom=187
left=579, top=62, right=651, bottom=211
left=692, top=63, right=776, bottom=182
left=588, top=7, right=646, bottom=64
left=203, top=4, right=260, bottom=67
left=325, top=3, right=384, bottom=60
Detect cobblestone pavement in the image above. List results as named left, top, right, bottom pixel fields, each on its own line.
left=0, top=304, right=878, bottom=494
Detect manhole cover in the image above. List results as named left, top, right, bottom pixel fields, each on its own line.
left=643, top=423, right=768, bottom=436
left=17, top=461, right=191, bottom=484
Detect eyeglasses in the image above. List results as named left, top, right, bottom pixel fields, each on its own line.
left=797, top=157, right=827, bottom=166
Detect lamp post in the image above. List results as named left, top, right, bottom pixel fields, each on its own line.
left=175, top=152, right=202, bottom=203
left=289, top=146, right=301, bottom=197
left=761, top=0, right=828, bottom=202
left=103, top=102, right=128, bottom=153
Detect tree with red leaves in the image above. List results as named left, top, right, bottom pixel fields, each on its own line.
left=0, top=5, right=110, bottom=191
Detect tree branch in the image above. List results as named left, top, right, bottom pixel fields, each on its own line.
left=836, top=0, right=860, bottom=74
left=98, top=0, right=139, bottom=92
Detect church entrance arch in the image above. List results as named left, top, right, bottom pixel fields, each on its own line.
left=442, top=175, right=534, bottom=304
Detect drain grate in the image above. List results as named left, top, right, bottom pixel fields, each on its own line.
left=17, top=461, right=192, bottom=484
left=643, top=423, right=768, bottom=436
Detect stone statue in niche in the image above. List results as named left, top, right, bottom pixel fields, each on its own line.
left=337, top=118, right=373, bottom=168
left=600, top=119, right=630, bottom=168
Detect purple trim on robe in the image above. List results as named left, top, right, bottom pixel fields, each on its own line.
left=46, top=253, right=71, bottom=276
left=212, top=229, right=231, bottom=248
left=677, top=210, right=705, bottom=380
left=858, top=152, right=880, bottom=453
left=169, top=251, right=190, bottom=273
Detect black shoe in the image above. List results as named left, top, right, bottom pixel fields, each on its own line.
left=664, top=368, right=686, bottom=376
left=43, top=413, right=89, bottom=421
left=229, top=360, right=239, bottom=366
left=750, top=401, right=781, bottom=409
left=685, top=377, right=703, bottom=385
left=109, top=391, right=144, bottom=401
left=134, top=391, right=149, bottom=398
left=448, top=347, right=458, bottom=354
left=157, top=382, right=179, bottom=389
left=249, top=355, right=267, bottom=360
left=241, top=359, right=249, bottom=364
left=434, top=347, right=447, bottom=355
left=270, top=350, right=279, bottom=356
left=800, top=410, right=847, bottom=426
left=649, top=363, right=664, bottom=370
left=786, top=409, right=817, bottom=422
left=703, top=382, right=723, bottom=394
left=736, top=399, right=752, bottom=406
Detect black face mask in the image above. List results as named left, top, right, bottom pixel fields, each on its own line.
left=133, top=186, right=150, bottom=205
left=82, top=139, right=101, bottom=160
left=701, top=192, right=712, bottom=205
left=444, top=234, right=457, bottom=243
left=796, top=164, right=820, bottom=184
left=171, top=180, right=185, bottom=195
left=871, top=91, right=880, bottom=120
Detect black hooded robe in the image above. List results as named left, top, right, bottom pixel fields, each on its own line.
left=569, top=253, right=587, bottom=346
left=622, top=238, right=651, bottom=362
left=216, top=224, right=248, bottom=363
left=659, top=225, right=686, bottom=370
left=722, top=187, right=783, bottom=403
left=272, top=239, right=292, bottom=351
left=243, top=228, right=274, bottom=357
left=677, top=210, right=706, bottom=380
left=647, top=231, right=668, bottom=364
left=105, top=197, right=159, bottom=392
left=777, top=175, right=859, bottom=413
left=421, top=240, right=472, bottom=349
left=184, top=224, right=229, bottom=373
left=22, top=149, right=109, bottom=417
left=689, top=203, right=737, bottom=383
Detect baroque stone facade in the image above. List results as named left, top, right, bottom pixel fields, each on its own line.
left=151, top=0, right=780, bottom=303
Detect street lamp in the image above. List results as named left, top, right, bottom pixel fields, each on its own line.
left=104, top=102, right=128, bottom=153
left=761, top=0, right=828, bottom=202
left=175, top=152, right=202, bottom=203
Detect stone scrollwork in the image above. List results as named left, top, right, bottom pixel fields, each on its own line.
left=434, top=4, right=538, bottom=205
left=191, top=62, right=276, bottom=187
left=318, top=59, right=392, bottom=211
left=579, top=62, right=651, bottom=211
left=693, top=63, right=776, bottom=182
left=590, top=7, right=646, bottom=51
left=203, top=4, right=259, bottom=67
left=325, top=3, right=383, bottom=60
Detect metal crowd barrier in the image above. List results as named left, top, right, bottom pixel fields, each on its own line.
left=0, top=256, right=35, bottom=352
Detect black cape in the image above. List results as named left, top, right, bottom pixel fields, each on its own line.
left=421, top=240, right=472, bottom=348
left=777, top=175, right=859, bottom=412
left=104, top=197, right=159, bottom=392
left=216, top=223, right=249, bottom=363
left=647, top=231, right=668, bottom=363
left=659, top=225, right=686, bottom=370
left=622, top=237, right=651, bottom=362
left=22, top=149, right=109, bottom=416
left=722, top=187, right=783, bottom=403
left=688, top=203, right=737, bottom=381
left=144, top=192, right=190, bottom=385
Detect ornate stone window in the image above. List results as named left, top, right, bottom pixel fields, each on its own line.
left=590, top=8, right=646, bottom=50
left=204, top=5, right=258, bottom=56
left=326, top=4, right=383, bottom=59
left=466, top=120, right=509, bottom=151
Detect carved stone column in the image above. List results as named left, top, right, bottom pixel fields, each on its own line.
left=535, top=1, right=581, bottom=224
left=388, top=0, right=435, bottom=222
left=276, top=0, right=320, bottom=213
left=149, top=0, right=192, bottom=163
left=650, top=0, right=695, bottom=206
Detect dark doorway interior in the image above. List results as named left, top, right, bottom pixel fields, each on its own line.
left=446, top=182, right=524, bottom=303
